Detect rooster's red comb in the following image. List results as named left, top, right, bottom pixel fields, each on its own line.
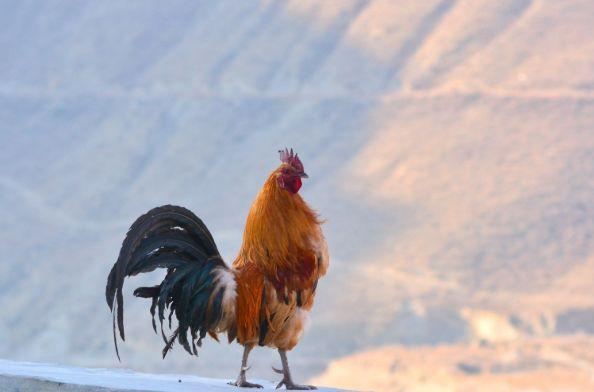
left=278, top=148, right=304, bottom=173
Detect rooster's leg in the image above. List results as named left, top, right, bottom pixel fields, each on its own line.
left=273, top=349, right=317, bottom=390
left=228, top=344, right=262, bottom=388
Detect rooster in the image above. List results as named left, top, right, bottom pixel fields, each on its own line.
left=106, top=148, right=328, bottom=390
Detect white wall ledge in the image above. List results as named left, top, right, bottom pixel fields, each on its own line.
left=0, top=359, right=352, bottom=392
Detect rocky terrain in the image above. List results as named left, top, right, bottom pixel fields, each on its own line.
left=313, top=336, right=594, bottom=391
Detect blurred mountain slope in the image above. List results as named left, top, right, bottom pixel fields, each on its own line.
left=0, top=0, right=593, bottom=386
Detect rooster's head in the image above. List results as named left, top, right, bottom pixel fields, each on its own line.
left=276, top=148, right=308, bottom=194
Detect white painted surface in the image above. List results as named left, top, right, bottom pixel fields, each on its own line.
left=0, top=359, right=345, bottom=391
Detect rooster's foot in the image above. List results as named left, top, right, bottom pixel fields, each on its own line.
left=275, top=379, right=317, bottom=390
left=272, top=367, right=316, bottom=390
left=228, top=379, right=263, bottom=388
left=231, top=345, right=262, bottom=388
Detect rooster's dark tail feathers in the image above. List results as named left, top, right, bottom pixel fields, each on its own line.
left=105, top=205, right=236, bottom=359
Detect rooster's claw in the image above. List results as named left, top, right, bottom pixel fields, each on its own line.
left=228, top=380, right=263, bottom=388
left=275, top=379, right=317, bottom=390
left=272, top=366, right=284, bottom=374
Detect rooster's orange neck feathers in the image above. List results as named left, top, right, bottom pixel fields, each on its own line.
left=233, top=166, right=321, bottom=278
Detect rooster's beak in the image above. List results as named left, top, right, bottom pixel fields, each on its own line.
left=300, top=172, right=309, bottom=179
